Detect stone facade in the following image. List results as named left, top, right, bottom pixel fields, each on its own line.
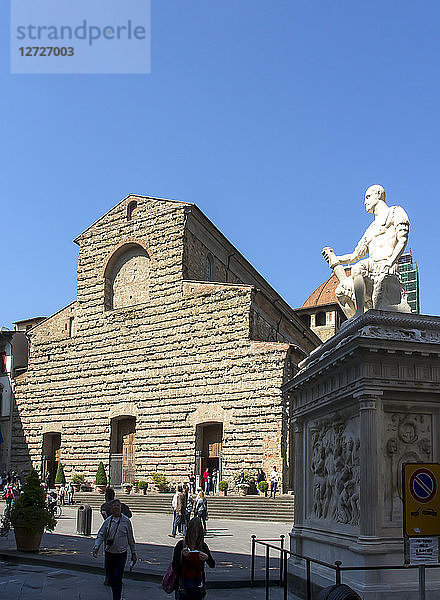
left=11, top=195, right=319, bottom=489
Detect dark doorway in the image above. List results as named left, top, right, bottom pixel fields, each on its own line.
left=42, top=432, right=61, bottom=488
left=196, top=422, right=223, bottom=481
left=110, top=417, right=136, bottom=487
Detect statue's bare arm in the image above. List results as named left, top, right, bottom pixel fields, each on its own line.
left=383, top=222, right=409, bottom=268
left=322, top=237, right=367, bottom=268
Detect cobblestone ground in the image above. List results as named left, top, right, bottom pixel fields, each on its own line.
left=0, top=561, right=300, bottom=600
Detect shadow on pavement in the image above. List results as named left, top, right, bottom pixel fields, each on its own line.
left=0, top=530, right=283, bottom=587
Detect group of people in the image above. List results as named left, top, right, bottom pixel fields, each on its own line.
left=200, top=468, right=218, bottom=495
left=93, top=486, right=214, bottom=600
left=170, top=485, right=209, bottom=537
left=257, top=466, right=281, bottom=498
left=56, top=482, right=75, bottom=505
left=1, top=471, right=22, bottom=515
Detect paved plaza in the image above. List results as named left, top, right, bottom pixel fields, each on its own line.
left=0, top=561, right=302, bottom=600
left=0, top=504, right=297, bottom=598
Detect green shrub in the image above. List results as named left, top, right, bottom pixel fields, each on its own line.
left=233, top=470, right=255, bottom=486
left=95, top=462, right=108, bottom=486
left=150, top=473, right=169, bottom=491
left=138, top=481, right=148, bottom=490
left=218, top=480, right=228, bottom=491
left=10, top=469, right=56, bottom=534
left=258, top=480, right=269, bottom=492
left=71, top=473, right=85, bottom=485
left=55, top=463, right=65, bottom=485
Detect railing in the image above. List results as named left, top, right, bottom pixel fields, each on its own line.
left=250, top=536, right=440, bottom=600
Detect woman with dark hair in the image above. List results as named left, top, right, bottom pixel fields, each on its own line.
left=194, top=491, right=208, bottom=534
left=172, top=517, right=215, bottom=599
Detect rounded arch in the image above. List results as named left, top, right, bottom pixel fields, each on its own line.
left=187, top=404, right=230, bottom=427
left=127, top=200, right=138, bottom=221
left=108, top=402, right=138, bottom=421
left=41, top=423, right=63, bottom=435
left=103, top=242, right=150, bottom=310
left=205, top=253, right=215, bottom=282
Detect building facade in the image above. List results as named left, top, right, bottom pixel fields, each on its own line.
left=0, top=328, right=29, bottom=472
left=11, top=195, right=319, bottom=489
left=294, top=273, right=347, bottom=342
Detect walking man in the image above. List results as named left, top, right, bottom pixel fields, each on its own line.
left=93, top=499, right=137, bottom=600
left=170, top=485, right=187, bottom=537
left=269, top=466, right=280, bottom=499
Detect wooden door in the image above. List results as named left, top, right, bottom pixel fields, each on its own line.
left=122, top=432, right=135, bottom=483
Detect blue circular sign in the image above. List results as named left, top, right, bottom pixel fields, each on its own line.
left=410, top=468, right=437, bottom=503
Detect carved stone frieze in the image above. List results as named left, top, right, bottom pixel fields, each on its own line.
left=310, top=414, right=360, bottom=526
left=383, top=412, right=432, bottom=523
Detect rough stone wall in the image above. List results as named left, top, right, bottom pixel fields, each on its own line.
left=12, top=195, right=316, bottom=489
left=183, top=228, right=229, bottom=283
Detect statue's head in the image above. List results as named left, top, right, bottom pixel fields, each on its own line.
left=364, top=184, right=385, bottom=213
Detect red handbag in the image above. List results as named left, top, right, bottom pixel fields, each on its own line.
left=162, top=562, right=178, bottom=594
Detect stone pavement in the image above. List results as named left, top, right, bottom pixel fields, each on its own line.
left=0, top=505, right=291, bottom=587
left=0, top=561, right=301, bottom=599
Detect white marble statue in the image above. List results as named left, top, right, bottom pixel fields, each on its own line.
left=322, top=184, right=411, bottom=319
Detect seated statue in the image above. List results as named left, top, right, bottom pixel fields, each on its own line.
left=322, top=185, right=411, bottom=320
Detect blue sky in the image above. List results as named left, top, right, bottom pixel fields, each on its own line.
left=1, top=1, right=438, bottom=328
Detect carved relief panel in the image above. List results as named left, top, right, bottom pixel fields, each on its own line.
left=308, top=413, right=360, bottom=526
left=383, top=412, right=432, bottom=525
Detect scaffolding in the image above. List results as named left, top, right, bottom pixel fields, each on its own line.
left=398, top=252, right=420, bottom=313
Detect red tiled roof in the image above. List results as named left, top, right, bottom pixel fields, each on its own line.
left=302, top=269, right=350, bottom=309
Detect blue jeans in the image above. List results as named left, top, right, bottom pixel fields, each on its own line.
left=270, top=481, right=278, bottom=497
left=105, top=551, right=127, bottom=600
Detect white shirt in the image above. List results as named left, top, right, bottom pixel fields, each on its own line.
left=172, top=492, right=179, bottom=510
left=93, top=514, right=136, bottom=555
left=270, top=470, right=280, bottom=483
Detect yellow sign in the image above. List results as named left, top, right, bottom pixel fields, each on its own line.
left=403, top=463, right=440, bottom=537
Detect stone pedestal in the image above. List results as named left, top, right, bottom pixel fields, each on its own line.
left=284, top=310, right=440, bottom=599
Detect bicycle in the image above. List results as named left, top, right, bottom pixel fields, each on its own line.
left=49, top=501, right=62, bottom=518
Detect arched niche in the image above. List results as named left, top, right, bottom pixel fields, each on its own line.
left=103, top=243, right=150, bottom=310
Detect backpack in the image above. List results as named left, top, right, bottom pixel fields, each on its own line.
left=179, top=551, right=205, bottom=599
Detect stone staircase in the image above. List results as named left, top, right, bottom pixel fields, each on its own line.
left=74, top=492, right=293, bottom=522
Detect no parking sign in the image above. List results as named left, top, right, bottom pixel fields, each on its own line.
left=403, top=463, right=440, bottom=538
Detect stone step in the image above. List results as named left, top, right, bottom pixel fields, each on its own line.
left=74, top=493, right=294, bottom=522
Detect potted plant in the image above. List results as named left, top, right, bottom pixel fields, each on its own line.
left=132, top=480, right=139, bottom=493
left=150, top=472, right=169, bottom=493
left=95, top=462, right=108, bottom=494
left=138, top=481, right=148, bottom=495
left=122, top=483, right=132, bottom=494
left=8, top=469, right=56, bottom=552
left=234, top=470, right=255, bottom=496
left=71, top=473, right=85, bottom=492
left=55, top=463, right=65, bottom=489
left=258, top=480, right=269, bottom=497
left=218, top=481, right=228, bottom=496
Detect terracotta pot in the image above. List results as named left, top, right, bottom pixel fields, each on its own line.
left=73, top=484, right=81, bottom=492
left=219, top=490, right=227, bottom=496
left=14, top=527, right=43, bottom=552
left=95, top=485, right=106, bottom=494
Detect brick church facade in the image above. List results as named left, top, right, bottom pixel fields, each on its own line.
left=11, top=195, right=319, bottom=490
